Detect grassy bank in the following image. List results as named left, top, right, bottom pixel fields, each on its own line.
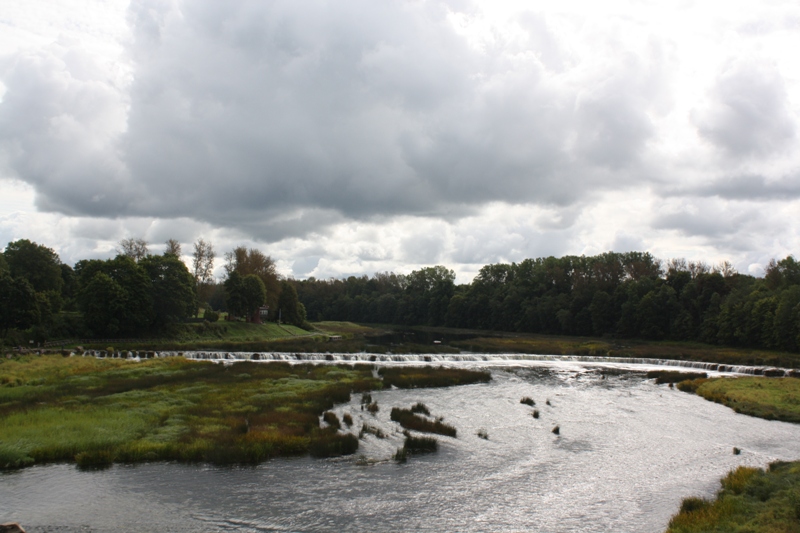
left=0, top=354, right=484, bottom=470
left=664, top=376, right=800, bottom=531
left=666, top=461, right=800, bottom=532
left=677, top=376, right=800, bottom=424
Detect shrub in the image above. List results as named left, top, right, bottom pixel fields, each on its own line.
left=203, top=309, right=220, bottom=322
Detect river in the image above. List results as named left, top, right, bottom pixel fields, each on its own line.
left=2, top=359, right=800, bottom=532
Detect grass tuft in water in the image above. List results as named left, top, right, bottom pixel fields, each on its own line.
left=390, top=407, right=456, bottom=437
left=520, top=397, right=535, bottom=406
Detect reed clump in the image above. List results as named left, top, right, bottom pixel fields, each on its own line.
left=390, top=407, right=456, bottom=437
left=359, top=423, right=387, bottom=439
left=322, top=411, right=341, bottom=429
left=520, top=397, right=535, bottom=406
left=410, top=402, right=430, bottom=415
left=342, top=413, right=353, bottom=427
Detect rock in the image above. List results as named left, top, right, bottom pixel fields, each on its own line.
left=0, top=523, right=26, bottom=533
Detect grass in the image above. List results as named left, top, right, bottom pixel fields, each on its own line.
left=665, top=461, right=800, bottom=533
left=379, top=366, right=491, bottom=388
left=390, top=407, right=457, bottom=437
left=0, top=355, right=376, bottom=468
left=677, top=376, right=800, bottom=424
left=520, top=396, right=535, bottom=406
left=647, top=371, right=708, bottom=384
left=0, top=355, right=489, bottom=469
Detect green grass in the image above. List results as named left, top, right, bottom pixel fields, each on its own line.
left=666, top=461, right=800, bottom=533
left=0, top=354, right=377, bottom=468
left=0, top=355, right=494, bottom=469
left=678, top=376, right=800, bottom=424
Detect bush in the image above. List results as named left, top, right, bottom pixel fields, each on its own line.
left=203, top=309, right=220, bottom=323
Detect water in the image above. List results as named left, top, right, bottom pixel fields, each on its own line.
left=3, top=362, right=800, bottom=532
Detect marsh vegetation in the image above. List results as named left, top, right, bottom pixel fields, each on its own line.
left=0, top=354, right=483, bottom=469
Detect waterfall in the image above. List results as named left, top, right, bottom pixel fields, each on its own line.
left=70, top=349, right=800, bottom=377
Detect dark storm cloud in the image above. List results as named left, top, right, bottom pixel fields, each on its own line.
left=0, top=0, right=672, bottom=240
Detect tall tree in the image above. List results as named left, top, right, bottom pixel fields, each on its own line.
left=224, top=246, right=280, bottom=316
left=192, top=238, right=215, bottom=311
left=277, top=280, right=305, bottom=326
left=164, top=239, right=182, bottom=257
left=140, top=254, right=196, bottom=327
left=0, top=273, right=40, bottom=335
left=118, top=238, right=149, bottom=263
left=3, top=239, right=63, bottom=293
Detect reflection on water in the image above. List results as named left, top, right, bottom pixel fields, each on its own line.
left=3, top=363, right=800, bottom=533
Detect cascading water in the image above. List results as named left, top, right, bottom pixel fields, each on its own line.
left=77, top=349, right=800, bottom=377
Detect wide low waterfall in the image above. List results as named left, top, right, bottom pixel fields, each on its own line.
left=77, top=349, right=800, bottom=377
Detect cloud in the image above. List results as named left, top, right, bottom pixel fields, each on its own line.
left=693, top=59, right=796, bottom=158
left=0, top=0, right=675, bottom=241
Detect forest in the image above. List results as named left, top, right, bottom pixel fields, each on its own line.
left=2, top=238, right=799, bottom=354
left=292, top=252, right=800, bottom=353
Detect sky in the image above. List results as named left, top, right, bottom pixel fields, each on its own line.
left=1, top=0, right=799, bottom=283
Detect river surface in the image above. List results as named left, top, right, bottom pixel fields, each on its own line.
left=3, top=360, right=800, bottom=532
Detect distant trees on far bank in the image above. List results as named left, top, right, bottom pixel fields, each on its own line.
left=2, top=236, right=798, bottom=353
left=292, top=252, right=800, bottom=353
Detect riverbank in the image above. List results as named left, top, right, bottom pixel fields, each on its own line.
left=0, top=353, right=489, bottom=470
left=666, top=460, right=800, bottom=532
left=663, top=375, right=800, bottom=531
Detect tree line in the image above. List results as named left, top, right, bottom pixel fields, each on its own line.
left=291, top=252, right=800, bottom=353
left=0, top=238, right=305, bottom=344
